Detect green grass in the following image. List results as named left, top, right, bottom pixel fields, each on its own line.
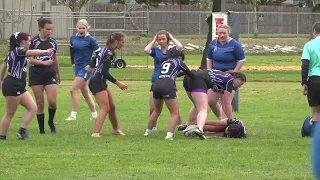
left=0, top=81, right=313, bottom=179
left=122, top=54, right=302, bottom=67
left=0, top=54, right=301, bottom=67
left=58, top=68, right=301, bottom=82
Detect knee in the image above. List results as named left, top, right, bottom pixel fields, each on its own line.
left=70, top=89, right=77, bottom=96
left=48, top=101, right=56, bottom=109
left=5, top=111, right=15, bottom=118
left=81, top=90, right=90, bottom=99
left=171, top=113, right=179, bottom=118
left=29, top=104, right=38, bottom=114
left=153, top=110, right=161, bottom=116
left=36, top=102, right=44, bottom=112
left=101, top=103, right=110, bottom=113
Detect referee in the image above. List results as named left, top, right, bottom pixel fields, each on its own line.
left=301, top=22, right=320, bottom=179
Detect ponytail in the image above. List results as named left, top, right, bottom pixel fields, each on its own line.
left=106, top=32, right=125, bottom=47
left=9, top=32, right=30, bottom=51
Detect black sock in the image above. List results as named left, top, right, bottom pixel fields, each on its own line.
left=48, top=108, right=56, bottom=127
left=37, top=114, right=45, bottom=133
left=19, top=127, right=26, bottom=134
left=0, top=135, right=6, bottom=140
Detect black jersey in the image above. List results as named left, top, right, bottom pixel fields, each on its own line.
left=196, top=69, right=234, bottom=93
left=90, top=47, right=117, bottom=84
left=29, top=35, right=57, bottom=73
left=5, top=47, right=29, bottom=81
left=158, top=58, right=194, bottom=81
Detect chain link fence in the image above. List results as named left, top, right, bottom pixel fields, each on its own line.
left=1, top=4, right=320, bottom=66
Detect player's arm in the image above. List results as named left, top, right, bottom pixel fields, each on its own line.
left=233, top=42, right=245, bottom=72
left=0, top=57, right=7, bottom=80
left=102, top=52, right=127, bottom=90
left=88, top=37, right=101, bottom=68
left=301, top=59, right=309, bottom=86
left=70, top=37, right=75, bottom=65
left=25, top=48, right=54, bottom=66
left=53, top=53, right=61, bottom=84
left=101, top=52, right=117, bottom=84
left=221, top=79, right=234, bottom=120
left=301, top=44, right=310, bottom=86
left=144, top=35, right=157, bottom=55
left=206, top=40, right=214, bottom=69
left=28, top=39, right=37, bottom=65
left=179, top=60, right=194, bottom=78
left=169, top=33, right=183, bottom=51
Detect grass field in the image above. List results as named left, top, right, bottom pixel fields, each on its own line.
left=0, top=64, right=315, bottom=179
left=0, top=54, right=302, bottom=68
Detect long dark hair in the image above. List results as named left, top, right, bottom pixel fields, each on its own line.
left=9, top=32, right=30, bottom=51
left=162, top=49, right=185, bottom=63
left=106, top=32, right=125, bottom=47
left=227, top=124, right=246, bottom=138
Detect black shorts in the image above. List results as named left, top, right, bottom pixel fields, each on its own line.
left=29, top=68, right=57, bottom=86
left=89, top=79, right=108, bottom=95
left=153, top=79, right=177, bottom=99
left=2, top=76, right=27, bottom=96
left=150, top=84, right=154, bottom=92
left=183, top=75, right=209, bottom=94
left=307, top=76, right=320, bottom=107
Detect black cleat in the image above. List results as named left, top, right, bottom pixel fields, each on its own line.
left=17, top=133, right=29, bottom=140
left=177, top=124, right=187, bottom=131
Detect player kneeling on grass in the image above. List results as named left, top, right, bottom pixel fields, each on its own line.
left=144, top=49, right=194, bottom=140
left=0, top=32, right=54, bottom=140
left=182, top=69, right=246, bottom=140
left=89, top=32, right=128, bottom=138
left=183, top=118, right=246, bottom=138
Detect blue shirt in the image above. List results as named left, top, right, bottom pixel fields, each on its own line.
left=70, top=33, right=100, bottom=71
left=149, top=45, right=176, bottom=84
left=207, top=38, right=245, bottom=71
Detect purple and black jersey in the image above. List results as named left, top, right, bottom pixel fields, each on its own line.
left=158, top=58, right=193, bottom=82
left=5, top=47, right=29, bottom=80
left=207, top=69, right=234, bottom=93
left=91, top=47, right=117, bottom=84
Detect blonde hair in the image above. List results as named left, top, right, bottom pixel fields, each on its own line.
left=214, top=24, right=232, bottom=52
left=76, top=19, right=90, bottom=29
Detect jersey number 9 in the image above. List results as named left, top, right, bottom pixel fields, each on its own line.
left=161, top=63, right=171, bottom=74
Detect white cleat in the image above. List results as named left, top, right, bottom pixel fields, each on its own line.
left=165, top=136, right=173, bottom=140
left=65, top=116, right=76, bottom=121
left=90, top=117, right=96, bottom=121
left=91, top=133, right=101, bottom=138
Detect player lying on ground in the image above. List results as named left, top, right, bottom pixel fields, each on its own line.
left=182, top=118, right=246, bottom=138
left=182, top=69, right=246, bottom=140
